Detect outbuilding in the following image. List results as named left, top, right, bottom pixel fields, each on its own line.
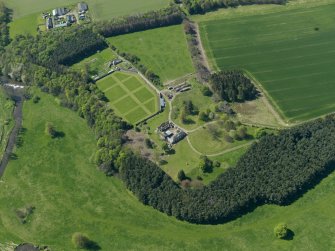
left=78, top=2, right=88, bottom=12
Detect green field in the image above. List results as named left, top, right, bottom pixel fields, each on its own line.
left=3, top=0, right=169, bottom=20
left=72, top=48, right=117, bottom=77
left=200, top=3, right=335, bottom=122
left=97, top=72, right=159, bottom=124
left=5, top=0, right=169, bottom=37
left=0, top=90, right=335, bottom=250
left=0, top=88, right=14, bottom=159
left=108, top=25, right=195, bottom=83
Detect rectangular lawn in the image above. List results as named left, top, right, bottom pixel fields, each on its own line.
left=200, top=3, right=335, bottom=122
left=96, top=72, right=159, bottom=124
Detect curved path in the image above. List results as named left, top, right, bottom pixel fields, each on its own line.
left=0, top=90, right=23, bottom=178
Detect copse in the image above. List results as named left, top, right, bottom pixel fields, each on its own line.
left=0, top=2, right=11, bottom=49
left=210, top=70, right=258, bottom=102
left=120, top=115, right=335, bottom=223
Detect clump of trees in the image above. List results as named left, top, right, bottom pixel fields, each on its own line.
left=0, top=2, right=11, bottom=50
left=210, top=70, right=258, bottom=102
left=183, top=0, right=287, bottom=15
left=94, top=6, right=184, bottom=37
left=184, top=19, right=211, bottom=82
left=199, top=155, right=213, bottom=173
left=119, top=115, right=335, bottom=224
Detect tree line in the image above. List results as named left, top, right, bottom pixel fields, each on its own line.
left=210, top=70, right=258, bottom=102
left=94, top=6, right=184, bottom=38
left=0, top=1, right=11, bottom=50
left=0, top=29, right=130, bottom=176
left=120, top=115, right=335, bottom=223
left=182, top=0, right=287, bottom=15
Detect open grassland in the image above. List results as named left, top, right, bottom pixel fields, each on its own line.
left=0, top=91, right=335, bottom=249
left=188, top=123, right=256, bottom=155
left=97, top=72, right=159, bottom=124
left=72, top=48, right=117, bottom=77
left=108, top=25, right=195, bottom=83
left=0, top=88, right=14, bottom=159
left=3, top=0, right=169, bottom=20
left=200, top=3, right=335, bottom=122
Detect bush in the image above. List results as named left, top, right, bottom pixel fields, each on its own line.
left=72, top=232, right=91, bottom=249
left=45, top=122, right=56, bottom=138
left=145, top=138, right=153, bottom=149
left=32, top=95, right=40, bottom=104
left=178, top=170, right=186, bottom=181
left=274, top=223, right=288, bottom=239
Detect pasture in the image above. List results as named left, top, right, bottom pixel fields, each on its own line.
left=200, top=3, right=335, bottom=122
left=0, top=88, right=14, bottom=159
left=108, top=25, right=195, bottom=83
left=3, top=0, right=169, bottom=20
left=97, top=72, right=159, bottom=124
left=0, top=90, right=335, bottom=250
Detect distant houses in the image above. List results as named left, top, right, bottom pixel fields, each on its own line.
left=52, top=7, right=68, bottom=16
left=78, top=2, right=88, bottom=13
left=45, top=2, right=88, bottom=31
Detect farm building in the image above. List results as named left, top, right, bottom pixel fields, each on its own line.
left=52, top=8, right=67, bottom=16
left=78, top=2, right=88, bottom=12
left=46, top=17, right=53, bottom=30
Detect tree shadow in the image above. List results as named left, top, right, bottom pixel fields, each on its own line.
left=54, top=131, right=65, bottom=138
left=283, top=229, right=295, bottom=240
left=86, top=240, right=101, bottom=251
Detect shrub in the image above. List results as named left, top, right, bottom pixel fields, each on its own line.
left=72, top=232, right=91, bottom=249
left=177, top=170, right=186, bottom=181
left=45, top=122, right=56, bottom=138
left=274, top=223, right=288, bottom=239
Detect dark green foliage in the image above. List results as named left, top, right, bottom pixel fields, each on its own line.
left=183, top=100, right=198, bottom=115
left=201, top=85, right=212, bottom=96
left=177, top=170, right=186, bottom=181
left=0, top=2, right=11, bottom=50
left=0, top=31, right=130, bottom=176
left=32, top=95, right=40, bottom=104
left=120, top=116, right=335, bottom=223
left=145, top=138, right=153, bottom=149
left=210, top=70, right=258, bottom=102
left=183, top=0, right=287, bottom=15
left=199, top=155, right=213, bottom=173
left=94, top=6, right=184, bottom=37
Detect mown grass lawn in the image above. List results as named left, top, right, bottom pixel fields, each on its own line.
left=200, top=2, right=335, bottom=123
left=96, top=72, right=159, bottom=124
left=0, top=90, right=335, bottom=250
left=108, top=25, right=195, bottom=83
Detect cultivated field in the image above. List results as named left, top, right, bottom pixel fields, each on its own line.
left=200, top=3, right=335, bottom=122
left=0, top=91, right=334, bottom=250
left=97, top=72, right=159, bottom=124
left=0, top=88, right=13, bottom=159
left=108, top=25, right=195, bottom=83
